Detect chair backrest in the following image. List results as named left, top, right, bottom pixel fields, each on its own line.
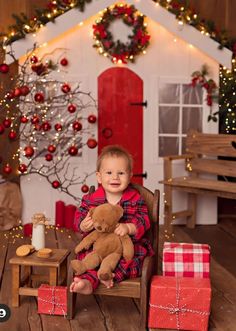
left=89, top=184, right=160, bottom=273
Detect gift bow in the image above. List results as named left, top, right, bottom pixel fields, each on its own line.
left=149, top=278, right=209, bottom=330
left=38, top=286, right=66, bottom=317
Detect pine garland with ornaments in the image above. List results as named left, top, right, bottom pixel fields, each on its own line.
left=0, top=46, right=97, bottom=200
left=92, top=4, right=150, bottom=64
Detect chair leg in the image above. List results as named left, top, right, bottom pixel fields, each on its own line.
left=67, top=291, right=76, bottom=319
left=164, top=185, right=173, bottom=236
left=187, top=193, right=197, bottom=228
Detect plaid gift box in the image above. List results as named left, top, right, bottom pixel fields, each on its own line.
left=38, top=284, right=67, bottom=316
left=163, top=242, right=210, bottom=278
left=148, top=275, right=211, bottom=330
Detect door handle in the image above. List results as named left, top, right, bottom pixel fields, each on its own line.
left=102, top=127, right=113, bottom=139
left=133, top=171, right=147, bottom=179
left=130, top=100, right=148, bottom=108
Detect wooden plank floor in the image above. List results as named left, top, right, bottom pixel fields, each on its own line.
left=0, top=219, right=236, bottom=331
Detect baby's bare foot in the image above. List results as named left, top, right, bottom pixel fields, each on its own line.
left=70, top=277, right=93, bottom=294
left=100, top=273, right=115, bottom=288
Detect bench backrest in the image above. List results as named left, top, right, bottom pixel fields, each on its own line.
left=186, top=130, right=236, bottom=178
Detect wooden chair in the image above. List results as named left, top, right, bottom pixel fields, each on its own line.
left=67, top=184, right=160, bottom=329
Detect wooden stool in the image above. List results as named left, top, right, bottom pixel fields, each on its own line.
left=9, top=248, right=70, bottom=307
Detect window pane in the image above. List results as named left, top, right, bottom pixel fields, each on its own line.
left=159, top=83, right=180, bottom=104
left=183, top=84, right=203, bottom=104
left=159, top=106, right=179, bottom=134
left=159, top=137, right=179, bottom=157
left=182, top=107, right=202, bottom=133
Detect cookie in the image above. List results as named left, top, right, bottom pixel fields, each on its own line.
left=16, top=245, right=31, bottom=257
left=37, top=248, right=52, bottom=258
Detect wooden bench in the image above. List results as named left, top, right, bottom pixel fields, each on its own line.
left=159, top=130, right=236, bottom=235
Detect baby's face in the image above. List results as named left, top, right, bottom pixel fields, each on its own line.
left=96, top=156, right=132, bottom=195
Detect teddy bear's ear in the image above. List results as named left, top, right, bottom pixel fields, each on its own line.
left=115, top=205, right=124, bottom=220
left=89, top=207, right=96, bottom=216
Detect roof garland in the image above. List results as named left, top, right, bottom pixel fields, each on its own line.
left=0, top=0, right=235, bottom=57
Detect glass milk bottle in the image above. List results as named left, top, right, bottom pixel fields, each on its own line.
left=31, top=213, right=47, bottom=250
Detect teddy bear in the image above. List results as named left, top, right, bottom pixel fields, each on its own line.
left=70, top=203, right=134, bottom=281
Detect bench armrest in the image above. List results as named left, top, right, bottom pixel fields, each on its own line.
left=162, top=154, right=194, bottom=180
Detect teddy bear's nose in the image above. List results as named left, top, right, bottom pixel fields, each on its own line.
left=97, top=225, right=102, bottom=231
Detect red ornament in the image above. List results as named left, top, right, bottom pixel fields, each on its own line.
left=34, top=124, right=41, bottom=131
left=34, top=92, right=44, bottom=103
left=13, top=87, right=22, bottom=98
left=3, top=164, right=12, bottom=174
left=0, top=63, right=10, bottom=74
left=0, top=124, right=5, bottom=134
left=20, top=115, right=28, bottom=124
left=3, top=118, right=11, bottom=128
left=18, top=163, right=27, bottom=173
left=6, top=91, right=14, bottom=100
left=47, top=144, right=56, bottom=153
left=45, top=153, right=53, bottom=162
left=60, top=58, right=68, bottom=66
left=54, top=123, right=63, bottom=132
left=8, top=130, right=17, bottom=140
left=87, top=138, right=97, bottom=149
left=24, top=146, right=34, bottom=158
left=31, top=63, right=47, bottom=76
left=72, top=121, right=82, bottom=131
left=67, top=104, right=76, bottom=113
left=68, top=145, right=78, bottom=156
left=30, top=55, right=38, bottom=64
left=61, top=83, right=71, bottom=93
left=20, top=85, right=30, bottom=96
left=88, top=114, right=97, bottom=123
left=52, top=180, right=61, bottom=189
left=31, top=115, right=40, bottom=124
left=41, top=122, right=51, bottom=131
left=81, top=184, right=89, bottom=193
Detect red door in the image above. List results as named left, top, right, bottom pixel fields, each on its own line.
left=98, top=67, right=143, bottom=184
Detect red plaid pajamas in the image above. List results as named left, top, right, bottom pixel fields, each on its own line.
left=162, top=242, right=210, bottom=278
left=73, top=184, right=154, bottom=290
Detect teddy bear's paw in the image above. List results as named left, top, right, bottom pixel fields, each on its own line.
left=98, top=271, right=112, bottom=281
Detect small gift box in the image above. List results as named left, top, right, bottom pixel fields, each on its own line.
left=148, top=276, right=211, bottom=330
left=163, top=242, right=210, bottom=278
left=38, top=284, right=67, bottom=316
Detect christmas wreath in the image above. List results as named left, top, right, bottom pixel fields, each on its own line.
left=92, top=4, right=150, bottom=64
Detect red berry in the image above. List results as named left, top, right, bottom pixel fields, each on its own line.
left=68, top=145, right=78, bottom=156
left=8, top=130, right=17, bottom=140
left=30, top=55, right=38, bottom=64
left=54, top=123, right=63, bottom=131
left=87, top=138, right=97, bottom=149
left=31, top=115, right=40, bottom=124
left=88, top=114, right=97, bottom=123
left=52, top=180, right=61, bottom=189
left=3, top=119, right=11, bottom=128
left=20, top=116, right=28, bottom=124
left=45, top=153, right=53, bottom=161
left=34, top=92, right=44, bottom=103
left=72, top=121, right=82, bottom=131
left=47, top=144, right=56, bottom=153
left=24, top=146, right=34, bottom=158
left=20, top=85, right=30, bottom=96
left=67, top=104, right=76, bottom=113
left=18, top=163, right=27, bottom=173
left=61, top=83, right=71, bottom=93
left=41, top=122, right=51, bottom=131
left=3, top=164, right=12, bottom=174
left=60, top=57, right=68, bottom=66
left=81, top=184, right=89, bottom=193
left=0, top=63, right=10, bottom=74
left=13, top=87, right=22, bottom=98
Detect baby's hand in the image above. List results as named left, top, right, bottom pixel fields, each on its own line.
left=114, top=223, right=129, bottom=236
left=80, top=212, right=94, bottom=232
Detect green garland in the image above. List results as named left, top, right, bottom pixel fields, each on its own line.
left=92, top=4, right=150, bottom=64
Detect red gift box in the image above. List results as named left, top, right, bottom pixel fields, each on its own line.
left=38, top=284, right=67, bottom=316
left=163, top=242, right=210, bottom=278
left=65, top=204, right=76, bottom=229
left=148, top=276, right=211, bottom=330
